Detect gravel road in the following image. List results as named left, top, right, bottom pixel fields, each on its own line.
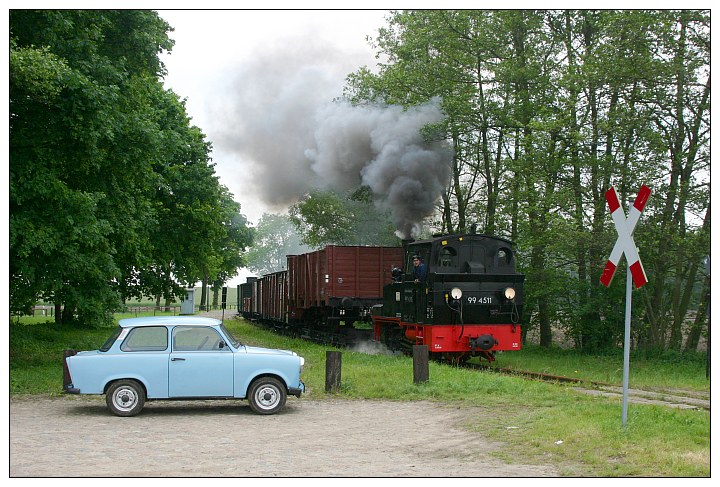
left=10, top=395, right=558, bottom=477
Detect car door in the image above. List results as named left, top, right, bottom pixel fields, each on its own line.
left=168, top=325, right=234, bottom=397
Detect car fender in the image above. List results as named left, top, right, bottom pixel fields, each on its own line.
left=236, top=368, right=294, bottom=398
left=102, top=374, right=152, bottom=396
left=69, top=352, right=169, bottom=398
left=235, top=360, right=300, bottom=399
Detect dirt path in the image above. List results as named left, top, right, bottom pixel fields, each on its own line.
left=10, top=395, right=558, bottom=477
left=572, top=385, right=710, bottom=410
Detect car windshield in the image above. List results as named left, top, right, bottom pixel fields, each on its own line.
left=100, top=326, right=122, bottom=352
left=219, top=323, right=242, bottom=348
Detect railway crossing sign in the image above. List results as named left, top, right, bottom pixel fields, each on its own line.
left=600, top=185, right=652, bottom=288
left=600, top=184, right=651, bottom=428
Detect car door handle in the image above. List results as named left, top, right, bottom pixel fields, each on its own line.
left=171, top=357, right=186, bottom=361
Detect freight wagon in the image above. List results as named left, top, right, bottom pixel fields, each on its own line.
left=241, top=245, right=404, bottom=344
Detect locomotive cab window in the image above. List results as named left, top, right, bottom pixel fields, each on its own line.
left=406, top=249, right=430, bottom=273
left=438, top=247, right=457, bottom=268
left=496, top=247, right=513, bottom=267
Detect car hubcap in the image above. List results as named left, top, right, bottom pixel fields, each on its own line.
left=113, top=387, right=137, bottom=411
left=255, top=386, right=278, bottom=410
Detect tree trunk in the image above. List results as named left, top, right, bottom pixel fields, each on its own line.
left=200, top=275, right=208, bottom=311
left=684, top=272, right=709, bottom=352
left=212, top=287, right=219, bottom=309
left=61, top=305, right=74, bottom=324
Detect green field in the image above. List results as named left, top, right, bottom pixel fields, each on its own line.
left=9, top=312, right=710, bottom=477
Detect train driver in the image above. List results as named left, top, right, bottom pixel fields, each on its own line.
left=412, top=255, right=427, bottom=283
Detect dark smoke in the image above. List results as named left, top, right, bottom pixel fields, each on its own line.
left=309, top=100, right=452, bottom=238
left=214, top=39, right=452, bottom=238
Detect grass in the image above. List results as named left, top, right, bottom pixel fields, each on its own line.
left=491, top=344, right=710, bottom=391
left=9, top=313, right=710, bottom=477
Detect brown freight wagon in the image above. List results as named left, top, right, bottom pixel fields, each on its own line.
left=257, top=270, right=288, bottom=323
left=286, top=245, right=404, bottom=328
left=239, top=277, right=257, bottom=318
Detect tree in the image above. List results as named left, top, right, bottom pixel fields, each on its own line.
left=207, top=189, right=255, bottom=310
left=344, top=9, right=710, bottom=352
left=10, top=10, right=174, bottom=323
left=246, top=214, right=310, bottom=275
left=637, top=10, right=711, bottom=351
left=289, top=187, right=401, bottom=248
left=10, top=10, right=254, bottom=323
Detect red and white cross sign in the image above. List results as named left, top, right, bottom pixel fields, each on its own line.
left=600, top=185, right=651, bottom=288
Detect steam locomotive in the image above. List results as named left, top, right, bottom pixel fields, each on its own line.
left=239, top=231, right=524, bottom=363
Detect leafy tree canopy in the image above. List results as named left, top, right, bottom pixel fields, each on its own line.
left=9, top=10, right=253, bottom=324
left=289, top=187, right=401, bottom=248
left=245, top=214, right=310, bottom=276
left=345, top=9, right=710, bottom=353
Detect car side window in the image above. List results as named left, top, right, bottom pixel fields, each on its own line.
left=100, top=326, right=123, bottom=352
left=120, top=326, right=168, bottom=352
left=173, top=326, right=225, bottom=351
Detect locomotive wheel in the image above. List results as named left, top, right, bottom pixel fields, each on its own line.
left=431, top=352, right=470, bottom=365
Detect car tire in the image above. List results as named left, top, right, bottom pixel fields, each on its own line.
left=106, top=379, right=146, bottom=417
left=248, top=377, right=287, bottom=415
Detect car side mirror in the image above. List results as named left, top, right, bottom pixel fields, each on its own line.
left=219, top=340, right=225, bottom=349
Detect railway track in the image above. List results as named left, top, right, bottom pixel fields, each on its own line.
left=468, top=363, right=710, bottom=411
left=244, top=316, right=709, bottom=411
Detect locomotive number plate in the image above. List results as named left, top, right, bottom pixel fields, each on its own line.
left=466, top=295, right=495, bottom=305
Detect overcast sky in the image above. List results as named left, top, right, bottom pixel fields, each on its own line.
left=155, top=9, right=392, bottom=284
left=158, top=9, right=390, bottom=225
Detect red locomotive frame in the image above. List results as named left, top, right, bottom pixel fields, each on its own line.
left=373, top=317, right=522, bottom=361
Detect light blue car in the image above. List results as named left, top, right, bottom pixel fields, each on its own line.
left=63, top=316, right=305, bottom=416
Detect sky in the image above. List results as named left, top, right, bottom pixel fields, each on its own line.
left=155, top=9, right=393, bottom=285
left=158, top=9, right=390, bottom=225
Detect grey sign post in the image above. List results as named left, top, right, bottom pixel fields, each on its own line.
left=600, top=185, right=651, bottom=429
left=622, top=265, right=632, bottom=427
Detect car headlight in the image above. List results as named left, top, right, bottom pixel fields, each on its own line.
left=299, top=356, right=305, bottom=369
left=504, top=287, right=516, bottom=301
left=450, top=287, right=463, bottom=300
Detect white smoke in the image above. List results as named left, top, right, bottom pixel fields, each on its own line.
left=348, top=340, right=402, bottom=356
left=214, top=38, right=452, bottom=238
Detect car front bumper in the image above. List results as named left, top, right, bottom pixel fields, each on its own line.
left=288, top=380, right=305, bottom=398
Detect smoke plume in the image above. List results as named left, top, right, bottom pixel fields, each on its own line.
left=214, top=38, right=452, bottom=238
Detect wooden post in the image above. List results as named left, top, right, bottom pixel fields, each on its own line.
left=325, top=351, right=342, bottom=392
left=413, top=345, right=429, bottom=384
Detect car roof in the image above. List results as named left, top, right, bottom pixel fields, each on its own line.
left=118, top=316, right=222, bottom=328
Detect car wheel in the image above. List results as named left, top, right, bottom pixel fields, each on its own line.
left=106, top=379, right=145, bottom=417
left=248, top=377, right=287, bottom=415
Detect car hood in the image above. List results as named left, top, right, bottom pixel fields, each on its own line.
left=242, top=345, right=297, bottom=356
